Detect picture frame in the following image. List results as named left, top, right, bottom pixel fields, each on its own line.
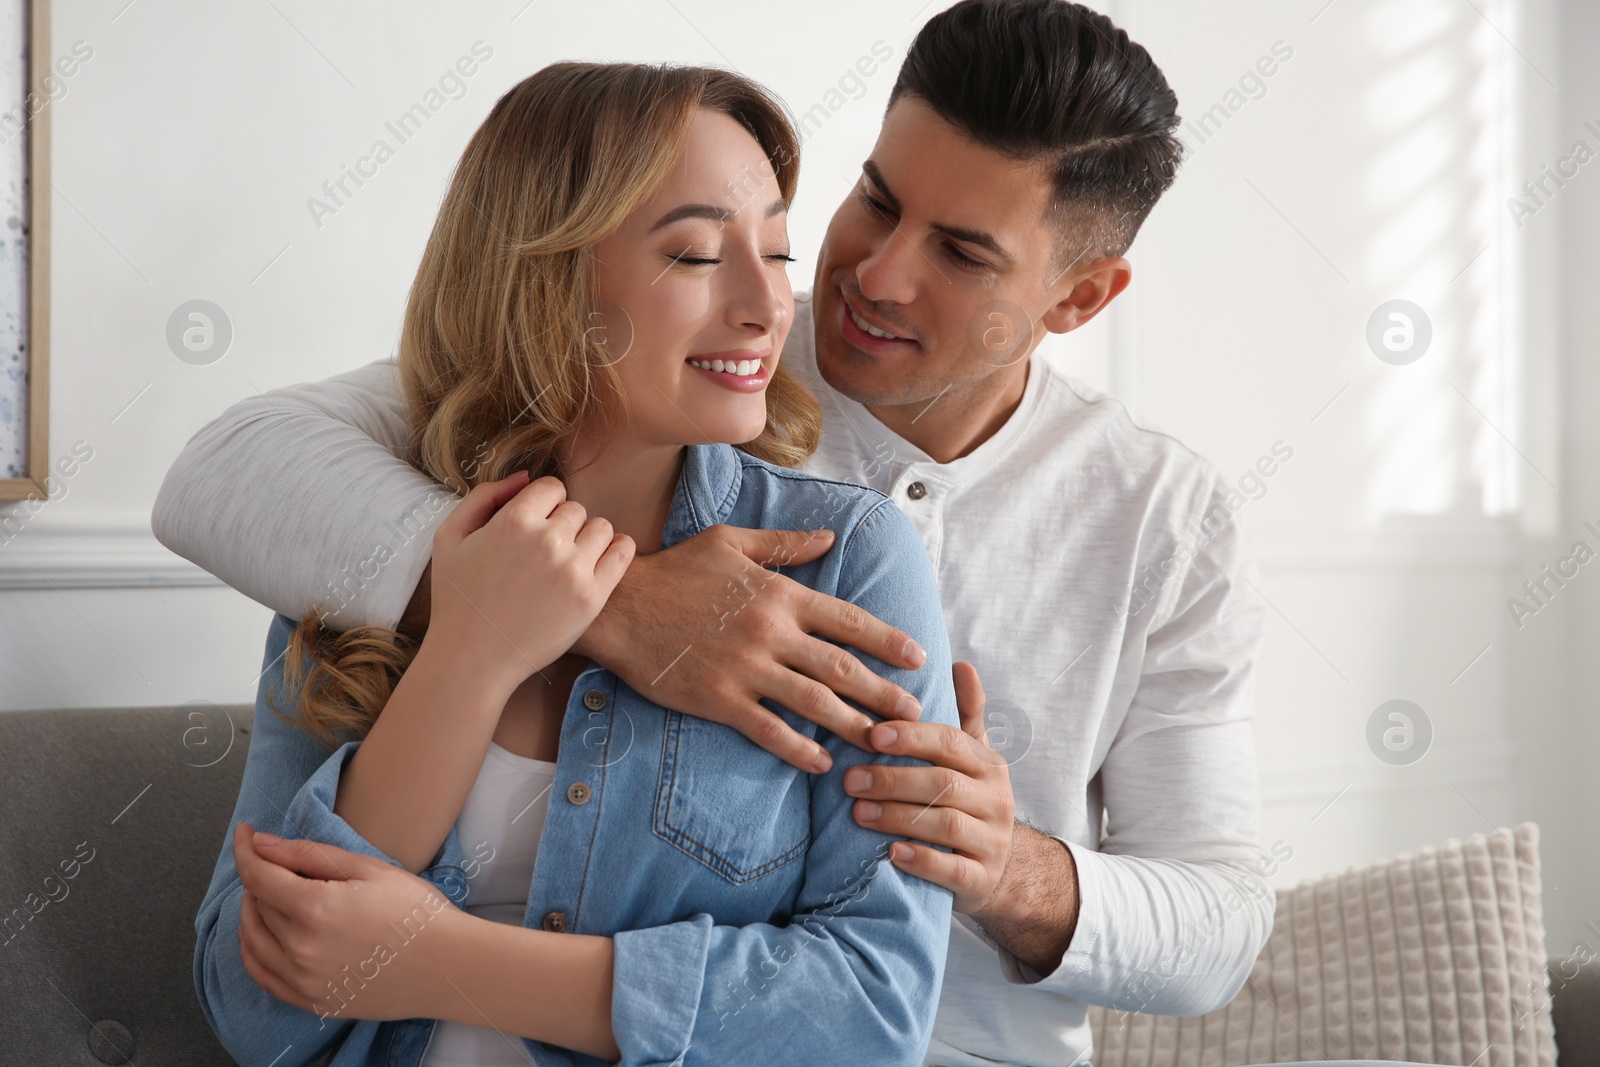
left=0, top=0, right=49, bottom=502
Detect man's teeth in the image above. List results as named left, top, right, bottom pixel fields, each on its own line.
left=849, top=306, right=903, bottom=341
left=688, top=357, right=763, bottom=376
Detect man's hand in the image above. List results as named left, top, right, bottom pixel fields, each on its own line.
left=232, top=822, right=465, bottom=1024
left=844, top=662, right=1017, bottom=914
left=846, top=663, right=1081, bottom=972
left=576, top=524, right=928, bottom=772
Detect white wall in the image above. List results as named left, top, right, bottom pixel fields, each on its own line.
left=0, top=0, right=1591, bottom=953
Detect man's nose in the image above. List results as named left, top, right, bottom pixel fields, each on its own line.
left=855, top=229, right=921, bottom=306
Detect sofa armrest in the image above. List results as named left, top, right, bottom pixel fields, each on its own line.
left=1552, top=953, right=1600, bottom=1065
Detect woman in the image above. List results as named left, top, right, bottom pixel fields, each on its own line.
left=192, top=62, right=959, bottom=1067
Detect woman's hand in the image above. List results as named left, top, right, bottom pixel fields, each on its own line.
left=428, top=471, right=634, bottom=695
left=232, top=821, right=465, bottom=1023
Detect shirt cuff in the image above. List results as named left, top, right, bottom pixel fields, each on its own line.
left=997, top=837, right=1104, bottom=992
left=279, top=740, right=472, bottom=906
left=610, top=914, right=713, bottom=1065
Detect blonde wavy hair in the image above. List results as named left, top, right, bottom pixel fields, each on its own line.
left=270, top=62, right=821, bottom=748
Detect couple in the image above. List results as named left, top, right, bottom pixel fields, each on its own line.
left=161, top=3, right=1284, bottom=1066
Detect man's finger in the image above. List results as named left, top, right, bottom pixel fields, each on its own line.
left=854, top=798, right=985, bottom=853
left=844, top=761, right=974, bottom=810
left=784, top=631, right=922, bottom=724
left=794, top=583, right=926, bottom=672
left=754, top=660, right=879, bottom=756
left=953, top=661, right=988, bottom=744
left=865, top=720, right=991, bottom=776
left=885, top=841, right=986, bottom=898
left=714, top=685, right=838, bottom=773
left=717, top=525, right=838, bottom=572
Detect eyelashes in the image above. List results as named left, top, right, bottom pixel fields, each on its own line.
left=665, top=253, right=796, bottom=266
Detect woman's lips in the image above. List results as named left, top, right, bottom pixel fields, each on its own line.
left=684, top=352, right=771, bottom=393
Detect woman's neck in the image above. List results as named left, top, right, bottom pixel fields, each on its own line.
left=556, top=433, right=686, bottom=556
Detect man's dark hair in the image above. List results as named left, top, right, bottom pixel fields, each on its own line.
left=890, top=0, right=1183, bottom=269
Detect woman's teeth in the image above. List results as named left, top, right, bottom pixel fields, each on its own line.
left=688, top=357, right=763, bottom=376
left=849, top=306, right=903, bottom=341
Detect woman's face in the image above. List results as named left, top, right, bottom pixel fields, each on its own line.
left=587, top=107, right=794, bottom=449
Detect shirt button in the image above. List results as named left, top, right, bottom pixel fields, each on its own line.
left=541, top=910, right=568, bottom=933
left=582, top=689, right=607, bottom=711
left=566, top=782, right=592, bottom=806
left=906, top=481, right=927, bottom=500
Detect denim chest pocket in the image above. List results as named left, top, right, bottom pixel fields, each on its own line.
left=653, top=710, right=811, bottom=884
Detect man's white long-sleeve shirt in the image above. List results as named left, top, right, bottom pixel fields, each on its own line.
left=152, top=294, right=1274, bottom=1067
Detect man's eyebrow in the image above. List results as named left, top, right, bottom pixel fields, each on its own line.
left=651, top=199, right=789, bottom=230
left=932, top=221, right=1014, bottom=265
left=861, top=161, right=901, bottom=213
left=861, top=159, right=1015, bottom=266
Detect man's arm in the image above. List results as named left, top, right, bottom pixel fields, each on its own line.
left=152, top=359, right=454, bottom=632
left=153, top=362, right=927, bottom=770
left=849, top=473, right=1274, bottom=1015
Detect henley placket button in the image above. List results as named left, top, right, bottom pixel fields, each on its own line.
left=566, top=782, right=592, bottom=806
left=906, top=481, right=927, bottom=500
left=582, top=689, right=607, bottom=711
left=541, top=910, right=568, bottom=932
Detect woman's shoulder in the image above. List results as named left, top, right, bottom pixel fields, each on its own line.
left=731, top=449, right=932, bottom=586
left=731, top=449, right=897, bottom=534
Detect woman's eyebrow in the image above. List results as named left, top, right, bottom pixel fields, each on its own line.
left=651, top=199, right=788, bottom=230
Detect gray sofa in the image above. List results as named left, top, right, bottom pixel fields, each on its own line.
left=1, top=703, right=1597, bottom=1065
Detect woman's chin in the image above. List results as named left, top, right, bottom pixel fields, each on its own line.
left=692, top=411, right=769, bottom=446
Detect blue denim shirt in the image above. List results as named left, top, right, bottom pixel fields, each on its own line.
left=194, top=442, right=959, bottom=1067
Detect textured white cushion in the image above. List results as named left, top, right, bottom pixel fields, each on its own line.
left=1086, top=823, right=1557, bottom=1066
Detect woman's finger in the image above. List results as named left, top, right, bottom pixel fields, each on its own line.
left=436, top=471, right=531, bottom=546
left=571, top=516, right=616, bottom=560
left=239, top=890, right=312, bottom=1008
left=486, top=474, right=572, bottom=534
left=593, top=533, right=636, bottom=590
left=246, top=885, right=298, bottom=949
left=239, top=929, right=318, bottom=1014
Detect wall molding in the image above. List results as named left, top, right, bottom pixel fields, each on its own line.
left=0, top=515, right=220, bottom=589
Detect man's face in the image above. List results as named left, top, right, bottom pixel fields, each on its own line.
left=811, top=96, right=1072, bottom=408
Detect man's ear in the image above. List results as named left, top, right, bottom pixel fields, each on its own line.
left=1040, top=257, right=1132, bottom=335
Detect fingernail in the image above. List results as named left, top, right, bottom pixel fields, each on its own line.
left=814, top=749, right=833, bottom=773
left=873, top=723, right=898, bottom=748
left=810, top=529, right=833, bottom=538
left=903, top=640, right=926, bottom=667
left=253, top=831, right=281, bottom=847
left=845, top=767, right=872, bottom=792
left=890, top=842, right=913, bottom=862
left=857, top=800, right=882, bottom=822
left=896, top=693, right=921, bottom=720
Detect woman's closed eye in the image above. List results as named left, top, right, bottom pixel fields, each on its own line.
left=664, top=251, right=797, bottom=266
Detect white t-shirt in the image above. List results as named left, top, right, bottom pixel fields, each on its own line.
left=419, top=742, right=557, bottom=1066
left=154, top=294, right=1273, bottom=1067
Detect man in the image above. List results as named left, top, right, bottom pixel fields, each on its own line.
left=156, top=3, right=1274, bottom=1064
